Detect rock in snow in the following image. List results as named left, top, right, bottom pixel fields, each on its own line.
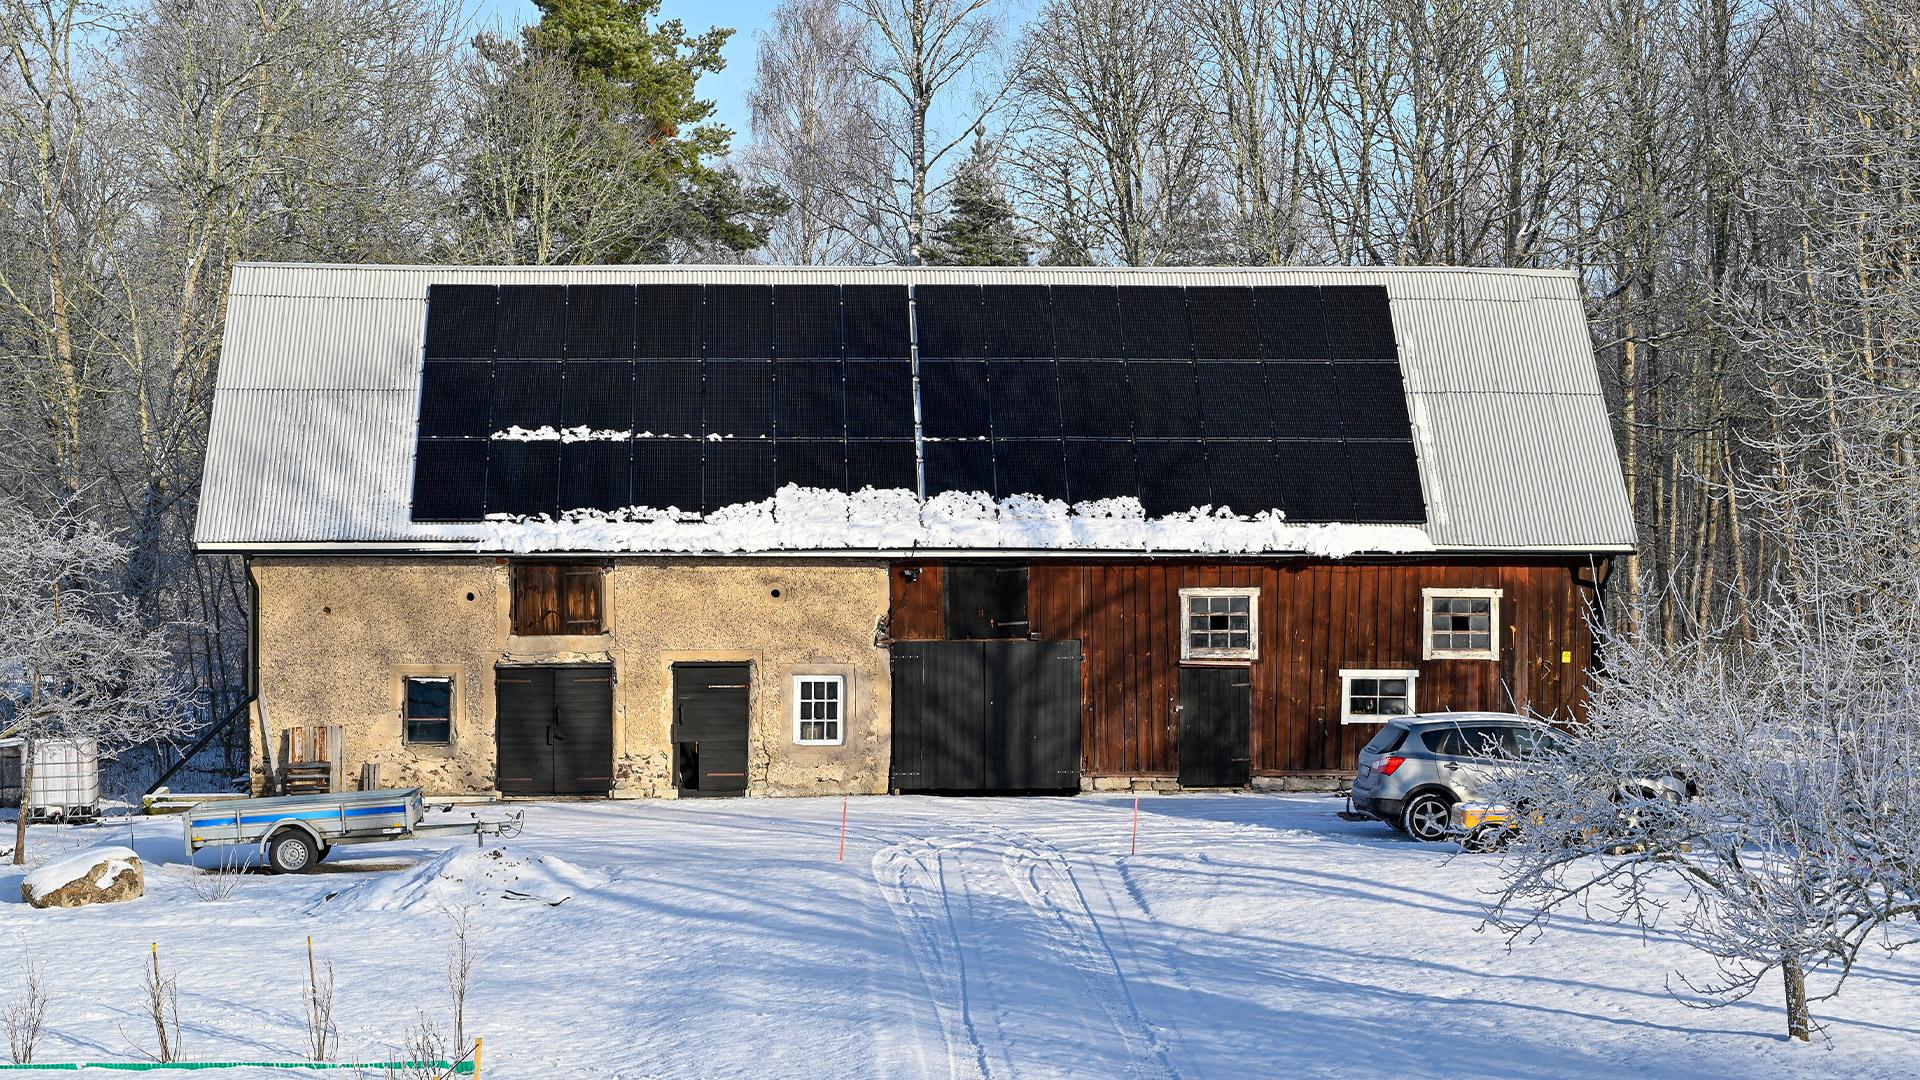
left=311, top=845, right=608, bottom=914
left=22, top=846, right=144, bottom=909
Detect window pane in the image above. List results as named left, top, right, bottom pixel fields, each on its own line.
left=1470, top=633, right=1491, bottom=650
left=1229, top=596, right=1249, bottom=614
left=406, top=678, right=452, bottom=720
left=407, top=719, right=451, bottom=744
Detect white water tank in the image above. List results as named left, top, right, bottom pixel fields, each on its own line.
left=0, top=738, right=101, bottom=822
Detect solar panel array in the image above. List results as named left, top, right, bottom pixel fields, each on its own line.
left=411, top=282, right=1424, bottom=524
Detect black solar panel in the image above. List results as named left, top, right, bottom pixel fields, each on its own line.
left=703, top=361, right=774, bottom=438
left=1197, top=363, right=1271, bottom=438
left=424, top=285, right=496, bottom=359
left=843, top=285, right=910, bottom=359
left=632, top=440, right=703, bottom=511
left=915, top=285, right=982, bottom=360
left=1065, top=440, right=1138, bottom=503
left=1254, top=286, right=1329, bottom=359
left=925, top=440, right=995, bottom=496
left=1274, top=439, right=1351, bottom=521
left=1128, top=362, right=1203, bottom=439
left=562, top=361, right=635, bottom=431
left=636, top=285, right=702, bottom=358
left=1050, top=287, right=1124, bottom=358
left=558, top=441, right=630, bottom=511
left=920, top=362, right=990, bottom=438
left=988, top=362, right=1062, bottom=438
left=490, top=361, right=563, bottom=431
left=1344, top=441, right=1425, bottom=521
left=633, top=362, right=702, bottom=436
left=487, top=441, right=559, bottom=517
left=845, top=363, right=914, bottom=439
left=847, top=440, right=916, bottom=491
left=497, top=285, right=566, bottom=359
left=1334, top=362, right=1412, bottom=432
left=704, top=285, right=774, bottom=358
left=1119, top=286, right=1192, bottom=359
left=992, top=440, right=1069, bottom=501
left=419, top=362, right=492, bottom=438
left=775, top=440, right=846, bottom=491
left=773, top=361, right=844, bottom=439
left=980, top=286, right=1053, bottom=359
left=1188, top=287, right=1260, bottom=359
left=1265, top=363, right=1344, bottom=440
left=1206, top=442, right=1287, bottom=515
left=1324, top=285, right=1396, bottom=359
left=566, top=285, right=634, bottom=358
left=1058, top=362, right=1132, bottom=437
left=773, top=284, right=842, bottom=359
left=411, top=439, right=488, bottom=520
left=702, top=440, right=776, bottom=511
left=1134, top=442, right=1209, bottom=515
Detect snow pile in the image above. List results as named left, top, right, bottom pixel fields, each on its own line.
left=23, top=846, right=140, bottom=904
left=475, top=486, right=1432, bottom=558
left=312, top=846, right=608, bottom=914
left=491, top=425, right=632, bottom=442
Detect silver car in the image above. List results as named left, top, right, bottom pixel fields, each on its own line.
left=1349, top=712, right=1558, bottom=842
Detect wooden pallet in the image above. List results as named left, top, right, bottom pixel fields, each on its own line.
left=278, top=724, right=345, bottom=794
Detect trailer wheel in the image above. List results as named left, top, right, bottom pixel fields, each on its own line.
left=267, top=829, right=319, bottom=874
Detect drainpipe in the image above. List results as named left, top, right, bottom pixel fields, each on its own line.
left=248, top=556, right=278, bottom=793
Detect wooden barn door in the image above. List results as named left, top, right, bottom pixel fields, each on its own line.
left=891, top=641, right=1082, bottom=792
left=1178, top=668, right=1252, bottom=788
left=672, top=663, right=751, bottom=797
left=494, top=665, right=613, bottom=796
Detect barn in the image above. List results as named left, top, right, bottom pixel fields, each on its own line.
left=195, top=264, right=1633, bottom=798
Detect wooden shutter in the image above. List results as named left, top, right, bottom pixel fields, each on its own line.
left=561, top=565, right=604, bottom=634
left=512, top=562, right=605, bottom=635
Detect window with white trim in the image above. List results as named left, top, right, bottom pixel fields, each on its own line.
left=792, top=675, right=845, bottom=745
left=1340, top=669, right=1418, bottom=725
left=403, top=676, right=454, bottom=744
left=1422, top=588, right=1501, bottom=660
left=1180, top=588, right=1259, bottom=661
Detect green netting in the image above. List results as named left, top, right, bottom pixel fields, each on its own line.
left=0, top=1061, right=474, bottom=1074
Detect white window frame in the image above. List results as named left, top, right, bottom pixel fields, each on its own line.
left=1179, top=587, right=1260, bottom=662
left=1421, top=587, right=1502, bottom=661
left=791, top=674, right=846, bottom=746
left=1339, top=668, right=1419, bottom=725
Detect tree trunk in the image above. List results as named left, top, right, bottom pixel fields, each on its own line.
left=1783, top=956, right=1810, bottom=1042
left=12, top=734, right=32, bottom=864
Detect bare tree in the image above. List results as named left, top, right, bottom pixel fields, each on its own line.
left=303, top=936, right=337, bottom=1061
left=4, top=951, right=48, bottom=1065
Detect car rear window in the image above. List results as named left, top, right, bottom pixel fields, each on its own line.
left=1362, top=724, right=1408, bottom=755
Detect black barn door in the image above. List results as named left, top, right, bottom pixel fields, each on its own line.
left=892, top=641, right=1082, bottom=792
left=1178, top=667, right=1252, bottom=787
left=672, top=663, right=751, bottom=797
left=494, top=665, right=613, bottom=796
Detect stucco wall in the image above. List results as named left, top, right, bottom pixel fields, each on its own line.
left=252, top=558, right=893, bottom=798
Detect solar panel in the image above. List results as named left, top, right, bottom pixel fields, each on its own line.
left=566, top=285, right=634, bottom=358
left=497, top=285, right=566, bottom=359
left=1205, top=442, right=1287, bottom=515
left=773, top=284, right=842, bottom=359
left=1119, top=286, right=1192, bottom=359
left=847, top=440, right=916, bottom=492
left=980, top=285, right=1053, bottom=359
left=1343, top=441, right=1424, bottom=521
left=1324, top=285, right=1397, bottom=359
left=1197, top=363, right=1272, bottom=438
left=418, top=362, right=492, bottom=438
left=1134, top=442, right=1209, bottom=515
left=1253, top=286, right=1329, bottom=359
left=1333, top=362, right=1412, bottom=432
left=490, top=360, right=563, bottom=431
left=920, top=362, right=990, bottom=438
left=636, top=285, right=702, bottom=358
left=843, top=285, right=910, bottom=359
left=775, top=440, right=847, bottom=491
left=561, top=361, right=635, bottom=431
left=915, top=284, right=983, bottom=360
left=424, top=285, right=496, bottom=359
left=411, top=439, right=488, bottom=521
left=632, top=440, right=703, bottom=511
left=845, top=362, right=914, bottom=439
left=988, top=361, right=1062, bottom=438
left=703, top=361, right=774, bottom=438
left=1058, top=362, right=1133, bottom=437
left=487, top=441, right=559, bottom=517
left=558, top=441, right=630, bottom=511
left=1128, top=362, right=1203, bottom=439
left=632, top=361, right=702, bottom=436
left=925, top=440, right=995, bottom=496
left=1065, top=440, right=1138, bottom=503
left=1050, top=286, right=1124, bottom=358
left=773, top=361, right=844, bottom=439
left=1264, top=363, right=1344, bottom=440
left=1274, top=440, right=1351, bottom=521
left=1187, top=287, right=1259, bottom=359
left=701, top=440, right=776, bottom=511
left=992, top=440, right=1069, bottom=501
left=704, top=285, right=774, bottom=358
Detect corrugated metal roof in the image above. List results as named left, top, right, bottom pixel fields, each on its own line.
left=195, top=263, right=1635, bottom=553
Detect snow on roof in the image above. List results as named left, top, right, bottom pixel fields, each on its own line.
left=195, top=264, right=1636, bottom=556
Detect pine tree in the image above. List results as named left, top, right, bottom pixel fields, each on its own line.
left=924, top=144, right=1030, bottom=266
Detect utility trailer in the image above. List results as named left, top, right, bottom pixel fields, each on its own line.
left=183, top=788, right=523, bottom=873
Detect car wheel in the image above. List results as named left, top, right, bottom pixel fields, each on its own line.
left=1402, top=792, right=1453, bottom=842
left=267, top=830, right=319, bottom=874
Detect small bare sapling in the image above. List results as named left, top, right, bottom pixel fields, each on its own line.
left=4, top=952, right=49, bottom=1064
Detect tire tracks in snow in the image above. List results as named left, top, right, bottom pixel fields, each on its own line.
left=873, top=839, right=994, bottom=1080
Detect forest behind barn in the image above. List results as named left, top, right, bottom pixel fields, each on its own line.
left=0, top=0, right=1915, bottom=776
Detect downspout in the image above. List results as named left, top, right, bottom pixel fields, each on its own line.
left=248, top=555, right=278, bottom=794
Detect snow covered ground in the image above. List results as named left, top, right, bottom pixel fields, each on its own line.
left=4, top=794, right=1917, bottom=1078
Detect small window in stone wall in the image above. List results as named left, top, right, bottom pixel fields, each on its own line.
left=404, top=676, right=453, bottom=744
left=793, top=675, right=845, bottom=745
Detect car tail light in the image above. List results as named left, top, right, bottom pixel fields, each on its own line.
left=1377, top=755, right=1407, bottom=776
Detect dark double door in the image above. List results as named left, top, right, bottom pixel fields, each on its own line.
left=1178, top=667, right=1252, bottom=787
left=891, top=640, right=1083, bottom=792
left=672, top=663, right=751, bottom=797
left=495, top=665, right=615, bottom=795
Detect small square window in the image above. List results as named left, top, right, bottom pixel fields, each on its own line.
left=1422, top=588, right=1501, bottom=660
left=1180, top=588, right=1259, bottom=661
left=404, top=676, right=453, bottom=744
left=1340, top=669, right=1418, bottom=725
left=793, top=675, right=845, bottom=745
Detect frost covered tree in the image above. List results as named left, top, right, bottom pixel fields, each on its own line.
left=1, top=499, right=195, bottom=862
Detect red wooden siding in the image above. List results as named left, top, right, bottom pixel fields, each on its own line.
left=888, top=558, right=1606, bottom=776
